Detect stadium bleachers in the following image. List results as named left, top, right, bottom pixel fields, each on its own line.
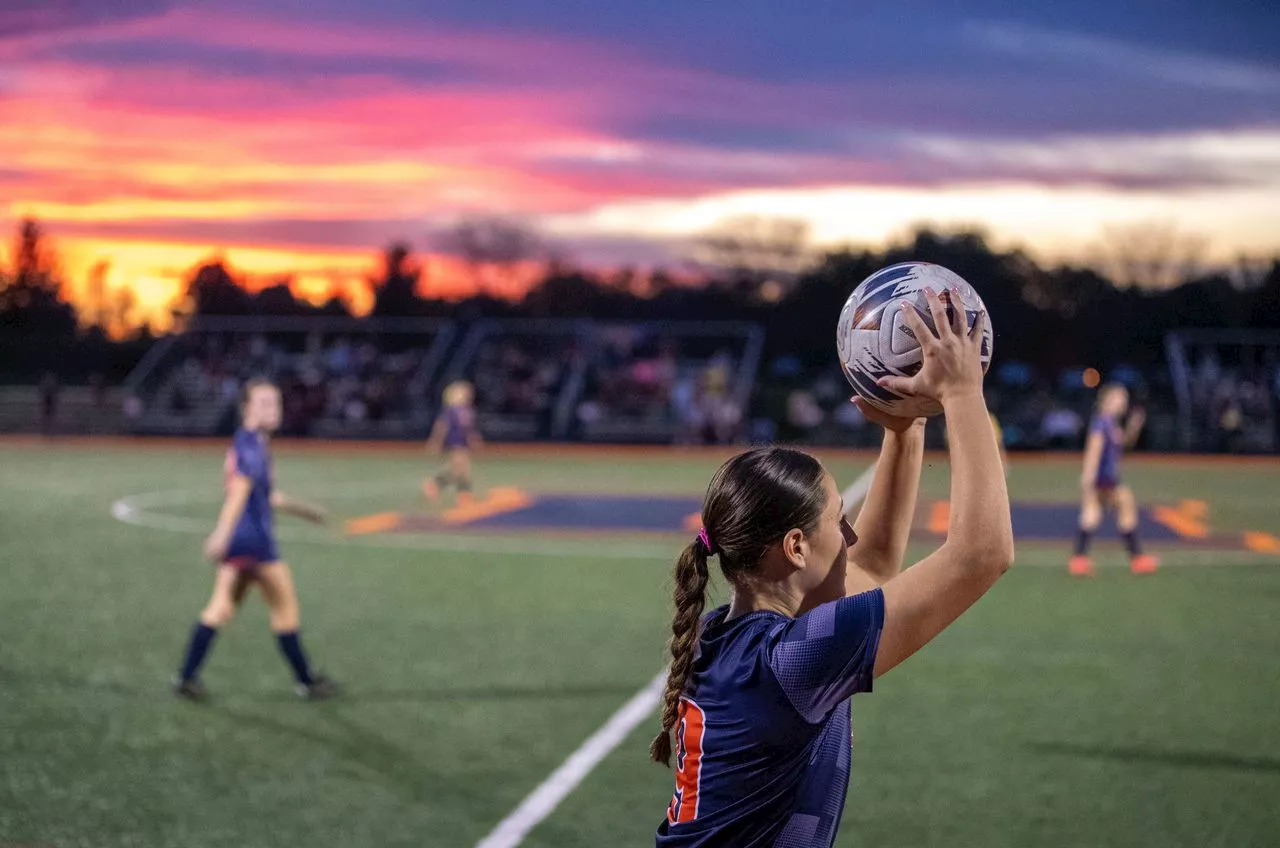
left=122, top=317, right=456, bottom=438
left=7, top=319, right=1277, bottom=453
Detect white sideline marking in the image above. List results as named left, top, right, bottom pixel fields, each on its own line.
left=472, top=462, right=881, bottom=848
left=473, top=672, right=668, bottom=848
left=841, top=462, right=878, bottom=511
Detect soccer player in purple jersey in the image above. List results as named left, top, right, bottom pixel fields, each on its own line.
left=1069, top=383, right=1157, bottom=577
left=174, top=379, right=338, bottom=701
left=651, top=289, right=1014, bottom=847
left=422, top=380, right=483, bottom=506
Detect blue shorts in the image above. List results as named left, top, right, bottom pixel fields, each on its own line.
left=1094, top=474, right=1120, bottom=491
left=224, top=536, right=279, bottom=570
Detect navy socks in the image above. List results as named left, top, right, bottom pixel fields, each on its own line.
left=179, top=622, right=218, bottom=682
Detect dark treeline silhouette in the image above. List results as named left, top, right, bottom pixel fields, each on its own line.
left=0, top=219, right=152, bottom=384
left=3, top=217, right=1279, bottom=385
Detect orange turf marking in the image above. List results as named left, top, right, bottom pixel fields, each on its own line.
left=442, top=486, right=533, bottom=525
left=1152, top=500, right=1210, bottom=539
left=1243, top=531, right=1280, bottom=553
left=927, top=501, right=951, bottom=534
left=344, top=511, right=403, bottom=535
left=1180, top=500, right=1208, bottom=518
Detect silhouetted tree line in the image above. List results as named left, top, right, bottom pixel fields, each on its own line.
left=0, top=219, right=152, bottom=384
left=3, top=217, right=1279, bottom=385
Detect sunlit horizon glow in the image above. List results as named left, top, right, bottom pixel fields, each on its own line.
left=1, top=1, right=1276, bottom=328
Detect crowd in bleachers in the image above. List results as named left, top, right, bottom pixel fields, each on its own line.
left=573, top=326, right=746, bottom=443
left=139, top=332, right=438, bottom=435
left=1185, top=354, right=1279, bottom=453
left=115, top=322, right=1280, bottom=451
left=469, top=336, right=576, bottom=423
left=757, top=357, right=1184, bottom=451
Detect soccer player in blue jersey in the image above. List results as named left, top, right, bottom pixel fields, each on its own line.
left=174, top=378, right=338, bottom=701
left=652, top=289, right=1014, bottom=847
left=1069, top=383, right=1157, bottom=577
left=422, top=380, right=482, bottom=506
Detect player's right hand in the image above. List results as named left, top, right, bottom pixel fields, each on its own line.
left=877, top=287, right=987, bottom=404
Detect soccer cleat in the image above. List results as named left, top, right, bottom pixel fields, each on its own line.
left=173, top=676, right=208, bottom=702
left=1068, top=555, right=1095, bottom=577
left=298, top=674, right=341, bottom=701
left=421, top=478, right=440, bottom=502
left=1130, top=554, right=1159, bottom=575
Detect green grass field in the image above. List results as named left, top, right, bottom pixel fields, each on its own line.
left=2, top=440, right=1279, bottom=848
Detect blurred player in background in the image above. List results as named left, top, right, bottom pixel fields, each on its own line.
left=652, top=293, right=1013, bottom=847
left=1070, top=383, right=1157, bottom=577
left=174, top=378, right=338, bottom=700
left=422, top=380, right=482, bottom=506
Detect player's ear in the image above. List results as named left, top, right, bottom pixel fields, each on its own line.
left=781, top=527, right=808, bottom=570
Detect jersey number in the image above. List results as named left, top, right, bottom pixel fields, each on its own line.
left=666, top=698, right=705, bottom=825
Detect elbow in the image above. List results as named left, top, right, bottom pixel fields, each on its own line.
left=951, top=534, right=1015, bottom=577
left=988, top=526, right=1016, bottom=574
left=973, top=541, right=1014, bottom=577
left=994, top=539, right=1016, bottom=574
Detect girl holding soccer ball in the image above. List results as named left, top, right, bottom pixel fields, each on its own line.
left=653, top=287, right=1013, bottom=847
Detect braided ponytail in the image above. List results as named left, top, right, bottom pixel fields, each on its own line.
left=649, top=540, right=710, bottom=765
left=648, top=446, right=827, bottom=768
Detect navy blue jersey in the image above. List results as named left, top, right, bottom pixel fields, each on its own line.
left=442, top=405, right=476, bottom=449
left=657, top=589, right=885, bottom=847
left=1090, top=414, right=1123, bottom=487
left=223, top=428, right=277, bottom=564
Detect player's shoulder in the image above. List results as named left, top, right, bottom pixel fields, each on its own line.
left=233, top=428, right=266, bottom=457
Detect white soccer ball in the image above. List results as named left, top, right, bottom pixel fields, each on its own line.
left=836, top=261, right=993, bottom=418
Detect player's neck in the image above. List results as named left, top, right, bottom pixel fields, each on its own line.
left=726, top=587, right=800, bottom=621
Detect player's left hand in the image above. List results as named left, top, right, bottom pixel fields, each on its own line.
left=853, top=397, right=925, bottom=434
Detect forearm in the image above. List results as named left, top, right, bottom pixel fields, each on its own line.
left=849, top=424, right=925, bottom=580
left=272, top=491, right=322, bottom=520
left=213, top=490, right=250, bottom=537
left=1081, top=443, right=1101, bottom=483
left=942, top=394, right=1013, bottom=563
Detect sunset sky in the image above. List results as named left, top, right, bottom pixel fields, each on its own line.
left=1, top=0, right=1277, bottom=325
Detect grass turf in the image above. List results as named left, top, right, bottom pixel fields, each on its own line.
left=1, top=440, right=1278, bottom=848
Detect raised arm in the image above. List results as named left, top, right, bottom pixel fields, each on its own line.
left=870, top=289, right=1015, bottom=678
left=845, top=411, right=926, bottom=592
left=1122, top=407, right=1146, bottom=449
left=203, top=475, right=252, bottom=562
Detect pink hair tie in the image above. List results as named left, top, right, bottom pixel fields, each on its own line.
left=697, top=527, right=718, bottom=555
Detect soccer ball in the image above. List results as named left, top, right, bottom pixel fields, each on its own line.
left=836, top=262, right=993, bottom=418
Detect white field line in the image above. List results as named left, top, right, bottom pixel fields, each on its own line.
left=473, top=672, right=668, bottom=848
